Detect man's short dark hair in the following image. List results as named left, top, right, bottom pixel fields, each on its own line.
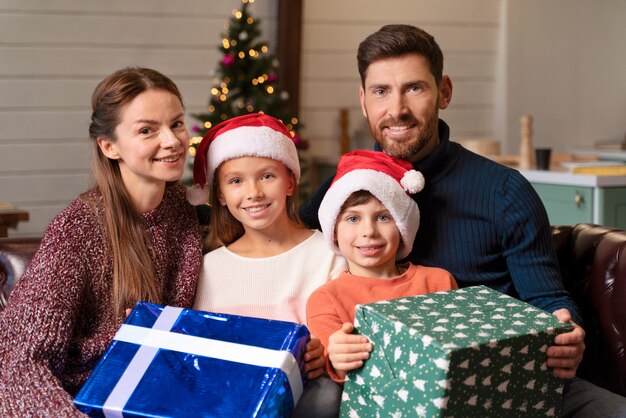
left=357, top=24, right=444, bottom=87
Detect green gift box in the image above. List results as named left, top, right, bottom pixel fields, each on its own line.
left=340, top=286, right=573, bottom=418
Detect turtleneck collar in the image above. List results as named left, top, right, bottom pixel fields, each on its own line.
left=410, top=119, right=459, bottom=182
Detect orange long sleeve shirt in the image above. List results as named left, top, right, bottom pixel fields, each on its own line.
left=306, top=262, right=457, bottom=381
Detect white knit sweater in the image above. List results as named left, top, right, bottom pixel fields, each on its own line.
left=193, top=230, right=346, bottom=324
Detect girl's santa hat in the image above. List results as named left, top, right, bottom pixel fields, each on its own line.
left=188, top=113, right=300, bottom=205
left=318, top=150, right=425, bottom=259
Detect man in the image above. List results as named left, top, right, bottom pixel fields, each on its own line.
left=300, top=24, right=626, bottom=416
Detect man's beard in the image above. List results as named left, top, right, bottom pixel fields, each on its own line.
left=370, top=109, right=439, bottom=161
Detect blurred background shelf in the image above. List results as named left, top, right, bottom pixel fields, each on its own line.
left=0, top=206, right=29, bottom=238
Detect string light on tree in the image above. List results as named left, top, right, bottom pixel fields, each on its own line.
left=189, top=0, right=310, bottom=202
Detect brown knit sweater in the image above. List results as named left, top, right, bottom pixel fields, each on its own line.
left=0, top=183, right=203, bottom=417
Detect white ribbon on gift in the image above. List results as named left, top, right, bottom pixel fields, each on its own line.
left=102, top=306, right=303, bottom=418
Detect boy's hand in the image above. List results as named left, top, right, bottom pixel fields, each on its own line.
left=327, top=322, right=373, bottom=380
left=303, top=335, right=325, bottom=379
left=547, top=308, right=585, bottom=379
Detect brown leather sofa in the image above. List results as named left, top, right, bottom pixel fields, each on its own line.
left=551, top=223, right=626, bottom=396
left=1, top=224, right=625, bottom=396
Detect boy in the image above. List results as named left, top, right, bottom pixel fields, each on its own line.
left=306, top=150, right=457, bottom=381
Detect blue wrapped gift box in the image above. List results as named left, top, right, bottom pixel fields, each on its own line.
left=74, top=302, right=309, bottom=417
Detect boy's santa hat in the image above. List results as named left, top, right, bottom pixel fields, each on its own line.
left=318, top=150, right=425, bottom=259
left=188, top=113, right=300, bottom=205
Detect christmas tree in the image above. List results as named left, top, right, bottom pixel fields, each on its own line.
left=189, top=0, right=310, bottom=203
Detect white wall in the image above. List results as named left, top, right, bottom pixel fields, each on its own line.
left=503, top=0, right=626, bottom=154
left=300, top=0, right=503, bottom=160
left=0, top=0, right=277, bottom=237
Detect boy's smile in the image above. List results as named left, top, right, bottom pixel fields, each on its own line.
left=336, top=197, right=402, bottom=278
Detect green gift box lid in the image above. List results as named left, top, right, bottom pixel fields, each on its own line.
left=340, top=285, right=573, bottom=418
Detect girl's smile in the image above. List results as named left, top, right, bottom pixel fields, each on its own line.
left=217, top=156, right=295, bottom=233
left=242, top=203, right=271, bottom=217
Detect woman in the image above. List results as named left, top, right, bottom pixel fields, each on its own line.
left=0, top=67, right=203, bottom=416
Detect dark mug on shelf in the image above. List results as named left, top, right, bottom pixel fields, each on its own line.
left=535, top=148, right=552, bottom=170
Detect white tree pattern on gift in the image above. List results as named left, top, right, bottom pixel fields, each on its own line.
left=339, top=286, right=572, bottom=418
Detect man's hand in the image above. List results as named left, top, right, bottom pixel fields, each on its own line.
left=327, top=322, right=373, bottom=380
left=547, top=308, right=585, bottom=379
left=303, top=335, right=325, bottom=379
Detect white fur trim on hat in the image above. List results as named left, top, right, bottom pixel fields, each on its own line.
left=206, top=125, right=300, bottom=187
left=318, top=169, right=420, bottom=260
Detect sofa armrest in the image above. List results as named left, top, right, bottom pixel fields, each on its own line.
left=552, top=223, right=626, bottom=396
left=0, top=237, right=41, bottom=310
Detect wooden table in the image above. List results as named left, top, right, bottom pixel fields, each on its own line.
left=0, top=208, right=29, bottom=237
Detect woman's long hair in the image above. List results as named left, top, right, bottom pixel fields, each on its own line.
left=86, top=67, right=184, bottom=317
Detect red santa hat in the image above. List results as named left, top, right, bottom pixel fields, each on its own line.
left=188, top=113, right=300, bottom=205
left=318, top=150, right=425, bottom=259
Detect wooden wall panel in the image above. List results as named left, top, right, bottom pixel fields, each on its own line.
left=0, top=79, right=216, bottom=110
left=0, top=47, right=217, bottom=77
left=0, top=174, right=90, bottom=203
left=0, top=1, right=272, bottom=16
left=0, top=143, right=92, bottom=172
left=299, top=0, right=503, bottom=162
left=0, top=111, right=89, bottom=141
left=0, top=0, right=278, bottom=237
left=302, top=24, right=498, bottom=52
left=301, top=53, right=496, bottom=80
left=303, top=0, right=499, bottom=23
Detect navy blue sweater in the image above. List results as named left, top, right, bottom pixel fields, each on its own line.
left=300, top=119, right=582, bottom=324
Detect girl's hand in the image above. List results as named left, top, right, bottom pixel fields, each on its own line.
left=327, top=322, right=372, bottom=380
left=303, top=335, right=325, bottom=379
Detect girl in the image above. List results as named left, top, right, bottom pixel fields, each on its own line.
left=0, top=67, right=203, bottom=416
left=189, top=113, right=346, bottom=417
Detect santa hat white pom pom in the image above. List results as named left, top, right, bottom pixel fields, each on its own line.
left=401, top=170, right=425, bottom=194
left=186, top=184, right=210, bottom=206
